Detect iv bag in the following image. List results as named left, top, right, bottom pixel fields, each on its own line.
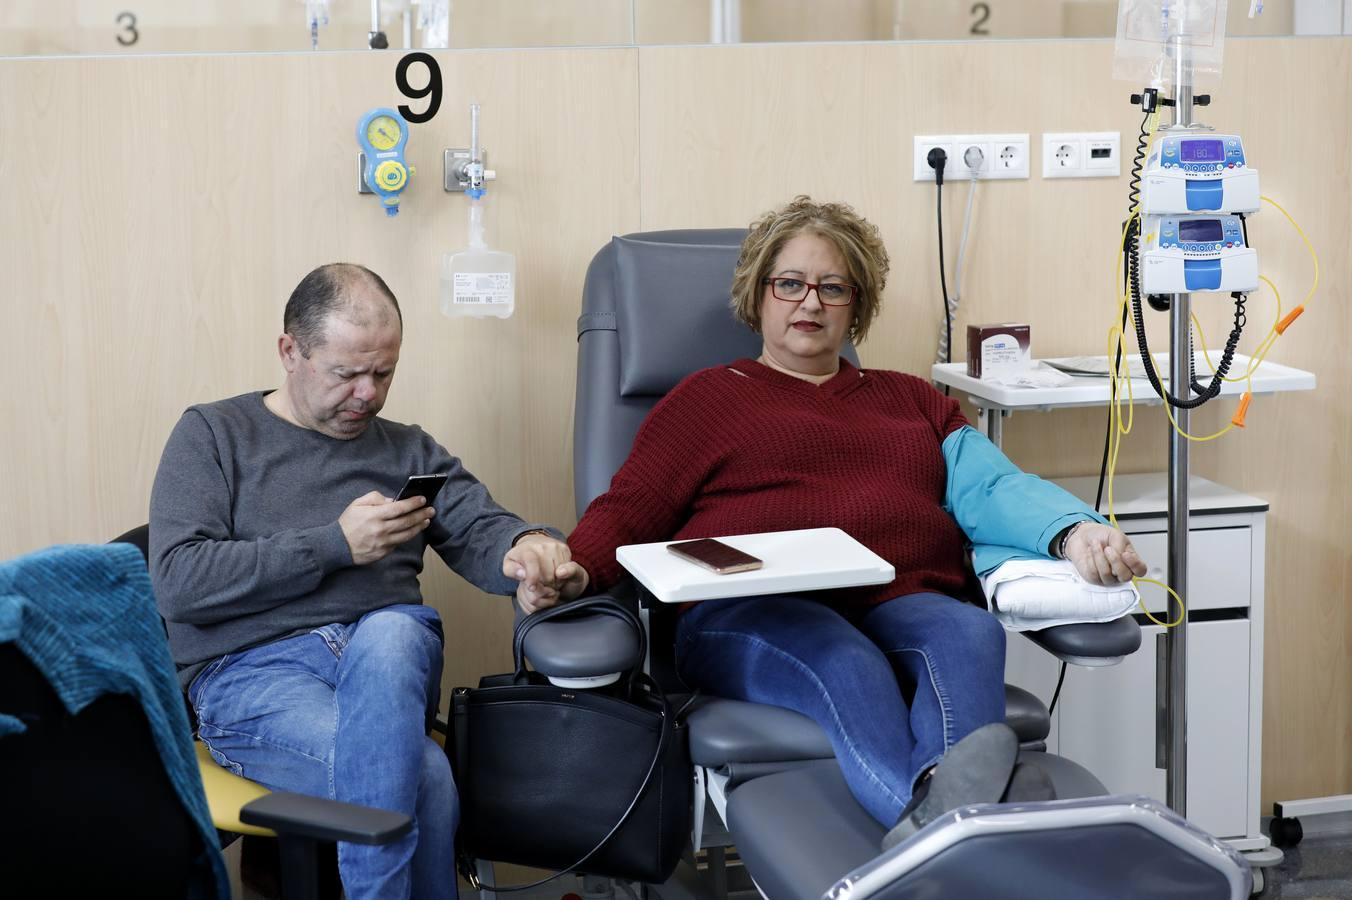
left=440, top=199, right=515, bottom=319
left=1113, top=0, right=1229, bottom=86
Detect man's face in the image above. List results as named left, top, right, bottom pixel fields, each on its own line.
left=280, top=309, right=402, bottom=440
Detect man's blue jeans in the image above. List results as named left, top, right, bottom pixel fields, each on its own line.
left=676, top=592, right=1006, bottom=827
left=189, top=604, right=458, bottom=900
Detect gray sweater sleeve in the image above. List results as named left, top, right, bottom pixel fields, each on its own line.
left=149, top=410, right=354, bottom=625
left=419, top=436, right=564, bottom=595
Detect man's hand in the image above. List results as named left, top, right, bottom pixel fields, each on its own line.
left=1062, top=522, right=1148, bottom=586
left=339, top=492, right=436, bottom=565
left=503, top=533, right=590, bottom=614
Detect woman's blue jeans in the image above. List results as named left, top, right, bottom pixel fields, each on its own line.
left=676, top=592, right=1007, bottom=827
left=189, top=603, right=458, bottom=900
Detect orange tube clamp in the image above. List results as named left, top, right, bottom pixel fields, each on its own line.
left=1276, top=305, right=1305, bottom=335
left=1231, top=392, right=1252, bottom=428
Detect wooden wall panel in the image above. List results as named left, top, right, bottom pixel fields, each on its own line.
left=0, top=34, right=1344, bottom=811
left=1193, top=38, right=1352, bottom=807
left=0, top=46, right=640, bottom=689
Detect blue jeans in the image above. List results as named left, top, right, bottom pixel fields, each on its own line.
left=676, top=592, right=1006, bottom=827
left=189, top=604, right=458, bottom=900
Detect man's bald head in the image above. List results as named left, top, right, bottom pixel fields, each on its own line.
left=283, top=263, right=403, bottom=358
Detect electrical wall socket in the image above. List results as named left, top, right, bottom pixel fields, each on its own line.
left=913, top=134, right=1029, bottom=181
left=1042, top=132, right=1122, bottom=179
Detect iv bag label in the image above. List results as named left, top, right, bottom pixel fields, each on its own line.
left=452, top=272, right=513, bottom=306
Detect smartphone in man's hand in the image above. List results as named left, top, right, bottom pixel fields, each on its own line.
left=667, top=538, right=763, bottom=575
left=395, top=473, right=449, bottom=505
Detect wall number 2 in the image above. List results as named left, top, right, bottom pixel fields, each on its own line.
left=116, top=12, right=139, bottom=46
left=970, top=3, right=991, bottom=35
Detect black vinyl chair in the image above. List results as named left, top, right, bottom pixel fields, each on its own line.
left=0, top=642, right=210, bottom=898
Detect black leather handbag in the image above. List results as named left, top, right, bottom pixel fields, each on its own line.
left=450, top=596, right=692, bottom=890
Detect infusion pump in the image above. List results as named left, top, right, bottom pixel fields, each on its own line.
left=1141, top=214, right=1257, bottom=294
left=1142, top=133, right=1259, bottom=215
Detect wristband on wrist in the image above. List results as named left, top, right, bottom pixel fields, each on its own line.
left=511, top=529, right=552, bottom=547
left=1056, top=521, right=1087, bottom=559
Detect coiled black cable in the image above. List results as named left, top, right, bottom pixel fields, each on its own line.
left=1124, top=112, right=1150, bottom=224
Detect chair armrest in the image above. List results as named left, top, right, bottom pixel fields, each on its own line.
left=1020, top=615, right=1142, bottom=667
left=515, top=591, right=644, bottom=679
left=239, top=792, right=412, bottom=845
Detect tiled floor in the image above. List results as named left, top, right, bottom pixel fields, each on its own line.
left=1260, top=830, right=1352, bottom=899
left=222, top=829, right=1352, bottom=898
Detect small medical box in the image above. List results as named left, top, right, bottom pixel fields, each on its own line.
left=966, top=323, right=1031, bottom=379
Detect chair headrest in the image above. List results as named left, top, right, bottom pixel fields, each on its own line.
left=581, top=229, right=860, bottom=397
left=607, top=231, right=760, bottom=396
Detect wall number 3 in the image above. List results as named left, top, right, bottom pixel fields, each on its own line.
left=970, top=2, right=991, bottom=36
left=116, top=12, right=139, bottom=46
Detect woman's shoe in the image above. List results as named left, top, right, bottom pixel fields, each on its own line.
left=1001, top=762, right=1057, bottom=804
left=881, top=722, right=1019, bottom=850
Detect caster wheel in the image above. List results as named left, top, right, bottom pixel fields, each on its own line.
left=1269, top=815, right=1304, bottom=848
left=1250, top=867, right=1264, bottom=894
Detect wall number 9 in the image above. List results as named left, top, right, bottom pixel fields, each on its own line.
left=396, top=52, right=443, bottom=124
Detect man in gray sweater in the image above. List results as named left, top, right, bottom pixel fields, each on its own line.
left=150, top=263, right=581, bottom=900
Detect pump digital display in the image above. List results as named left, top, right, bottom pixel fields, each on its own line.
left=1180, top=140, right=1225, bottom=162
left=1178, top=219, right=1223, bottom=243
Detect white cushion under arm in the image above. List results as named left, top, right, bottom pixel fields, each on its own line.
left=981, top=558, right=1140, bottom=632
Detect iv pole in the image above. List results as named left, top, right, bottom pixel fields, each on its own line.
left=1165, top=31, right=1193, bottom=817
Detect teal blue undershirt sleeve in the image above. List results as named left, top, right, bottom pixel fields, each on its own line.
left=941, top=425, right=1106, bottom=575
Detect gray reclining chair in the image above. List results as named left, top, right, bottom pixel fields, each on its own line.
left=520, top=229, right=1251, bottom=900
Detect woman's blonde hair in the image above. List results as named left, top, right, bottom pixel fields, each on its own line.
left=731, top=196, right=890, bottom=344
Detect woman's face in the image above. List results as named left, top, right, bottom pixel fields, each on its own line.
left=757, top=232, right=855, bottom=377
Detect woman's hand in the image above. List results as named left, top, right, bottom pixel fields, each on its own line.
left=503, top=534, right=590, bottom=613
left=1062, top=522, right=1148, bottom=586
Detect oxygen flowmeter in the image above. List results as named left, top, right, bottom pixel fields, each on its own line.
left=357, top=108, right=414, bottom=216
left=1142, top=133, right=1259, bottom=215
left=1141, top=214, right=1257, bottom=294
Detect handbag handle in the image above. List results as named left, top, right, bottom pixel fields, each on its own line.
left=510, top=595, right=648, bottom=686
left=460, top=670, right=675, bottom=894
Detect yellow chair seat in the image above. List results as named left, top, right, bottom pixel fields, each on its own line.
left=194, top=741, right=275, bottom=836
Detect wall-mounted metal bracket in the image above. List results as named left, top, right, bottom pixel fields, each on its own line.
left=358, top=151, right=372, bottom=194
left=443, top=149, right=495, bottom=192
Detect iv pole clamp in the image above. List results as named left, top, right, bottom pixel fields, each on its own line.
left=368, top=0, right=388, bottom=49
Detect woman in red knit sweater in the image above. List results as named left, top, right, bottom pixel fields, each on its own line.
left=529, top=196, right=1146, bottom=848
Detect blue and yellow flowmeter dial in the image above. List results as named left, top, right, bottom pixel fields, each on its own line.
left=357, top=108, right=414, bottom=216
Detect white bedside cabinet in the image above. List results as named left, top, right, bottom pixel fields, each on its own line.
left=1004, top=473, right=1268, bottom=849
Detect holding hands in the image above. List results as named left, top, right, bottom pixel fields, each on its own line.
left=1059, top=522, right=1149, bottom=586
left=504, top=533, right=589, bottom=613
